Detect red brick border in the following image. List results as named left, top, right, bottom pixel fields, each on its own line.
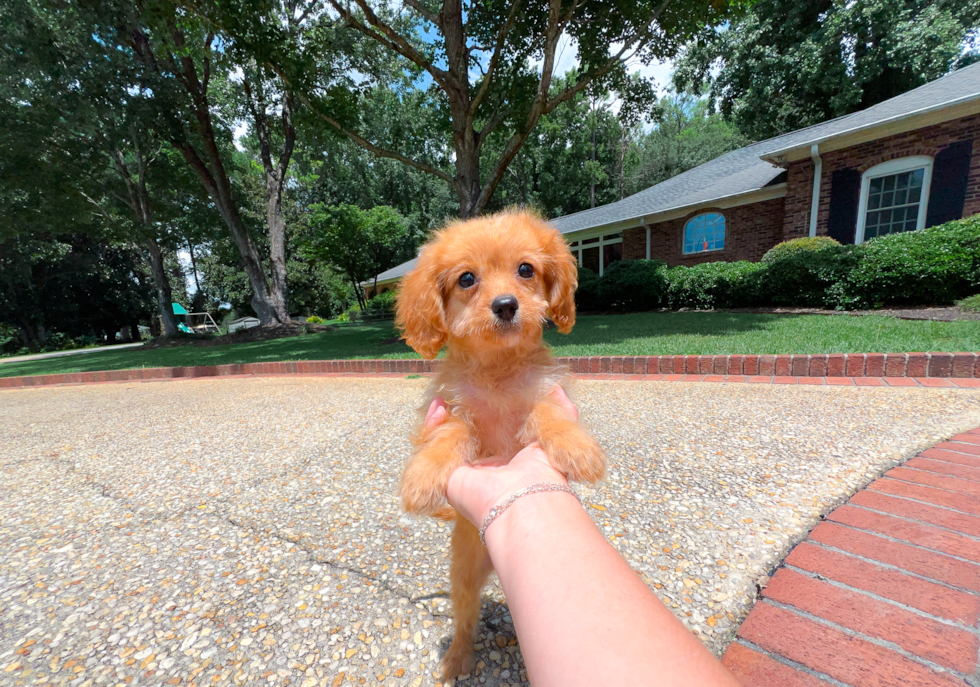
left=3, top=353, right=980, bottom=390
left=723, top=429, right=980, bottom=687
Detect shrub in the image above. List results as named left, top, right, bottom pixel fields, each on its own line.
left=957, top=294, right=980, bottom=312
left=574, top=267, right=603, bottom=312
left=763, top=244, right=861, bottom=307
left=0, top=323, right=20, bottom=355
left=305, top=315, right=326, bottom=324
left=366, top=290, right=397, bottom=314
left=665, top=261, right=766, bottom=309
left=597, top=260, right=667, bottom=312
left=762, top=236, right=840, bottom=264
left=828, top=216, right=980, bottom=309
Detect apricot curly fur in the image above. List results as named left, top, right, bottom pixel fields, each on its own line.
left=394, top=209, right=606, bottom=680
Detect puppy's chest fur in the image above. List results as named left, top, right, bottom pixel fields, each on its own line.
left=430, top=352, right=565, bottom=462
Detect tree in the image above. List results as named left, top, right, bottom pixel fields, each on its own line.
left=239, top=63, right=297, bottom=324
left=0, top=0, right=194, bottom=337
left=304, top=204, right=409, bottom=308
left=77, top=0, right=296, bottom=324
left=0, top=231, right=157, bottom=348
left=221, top=0, right=736, bottom=218
left=490, top=77, right=624, bottom=217
left=624, top=93, right=746, bottom=195
left=674, top=0, right=980, bottom=141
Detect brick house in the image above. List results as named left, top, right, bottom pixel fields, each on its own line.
left=365, top=62, right=980, bottom=295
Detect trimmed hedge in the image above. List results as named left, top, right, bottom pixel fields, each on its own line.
left=763, top=244, right=860, bottom=307
left=570, top=214, right=980, bottom=312
left=366, top=290, right=397, bottom=313
left=575, top=267, right=603, bottom=312
left=598, top=260, right=668, bottom=312
left=762, top=236, right=840, bottom=264
left=827, top=219, right=980, bottom=309
left=665, top=261, right=765, bottom=309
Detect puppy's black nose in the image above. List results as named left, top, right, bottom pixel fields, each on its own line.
left=491, top=295, right=519, bottom=321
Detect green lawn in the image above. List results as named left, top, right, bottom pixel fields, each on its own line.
left=3, top=312, right=980, bottom=378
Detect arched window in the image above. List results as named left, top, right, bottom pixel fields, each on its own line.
left=683, top=213, right=725, bottom=254
left=856, top=156, right=933, bottom=244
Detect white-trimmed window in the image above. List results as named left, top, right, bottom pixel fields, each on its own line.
left=683, top=212, right=726, bottom=254
left=856, top=156, right=932, bottom=244
left=568, top=232, right=623, bottom=276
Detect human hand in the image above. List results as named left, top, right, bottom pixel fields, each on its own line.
left=422, top=387, right=578, bottom=528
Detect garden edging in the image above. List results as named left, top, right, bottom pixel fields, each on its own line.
left=2, top=352, right=980, bottom=390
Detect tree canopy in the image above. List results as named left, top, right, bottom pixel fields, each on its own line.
left=304, top=204, right=411, bottom=308
left=2, top=0, right=976, bottom=352
left=674, top=0, right=980, bottom=140
left=209, top=0, right=740, bottom=217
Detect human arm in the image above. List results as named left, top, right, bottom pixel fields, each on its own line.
left=429, top=390, right=741, bottom=687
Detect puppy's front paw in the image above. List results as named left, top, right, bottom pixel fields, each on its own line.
left=400, top=455, right=451, bottom=516
left=441, top=638, right=475, bottom=681
left=539, top=424, right=606, bottom=484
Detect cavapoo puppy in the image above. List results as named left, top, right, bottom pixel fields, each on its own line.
left=395, top=209, right=606, bottom=679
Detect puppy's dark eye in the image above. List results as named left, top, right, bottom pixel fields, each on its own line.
left=518, top=263, right=534, bottom=279
left=458, top=272, right=476, bottom=289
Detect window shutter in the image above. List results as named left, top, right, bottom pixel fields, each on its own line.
left=926, top=140, right=973, bottom=228
left=827, top=168, right=861, bottom=244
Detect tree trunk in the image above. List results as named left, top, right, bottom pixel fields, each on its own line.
left=244, top=73, right=294, bottom=323
left=455, top=151, right=483, bottom=219
left=590, top=125, right=597, bottom=208
left=133, top=19, right=287, bottom=327
left=145, top=238, right=180, bottom=337
left=618, top=126, right=627, bottom=200
left=173, top=142, right=283, bottom=325
left=266, top=174, right=290, bottom=321
left=187, top=240, right=202, bottom=295
left=350, top=267, right=367, bottom=310
left=107, top=144, right=180, bottom=339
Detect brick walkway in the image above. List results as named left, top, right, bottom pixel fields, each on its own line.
left=722, top=430, right=980, bottom=687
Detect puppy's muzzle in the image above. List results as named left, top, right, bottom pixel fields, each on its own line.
left=491, top=295, right=519, bottom=322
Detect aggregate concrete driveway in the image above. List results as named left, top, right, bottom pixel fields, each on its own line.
left=2, top=377, right=979, bottom=687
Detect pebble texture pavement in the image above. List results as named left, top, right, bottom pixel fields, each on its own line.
left=2, top=377, right=980, bottom=687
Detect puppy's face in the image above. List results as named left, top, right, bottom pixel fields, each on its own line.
left=396, top=210, right=578, bottom=359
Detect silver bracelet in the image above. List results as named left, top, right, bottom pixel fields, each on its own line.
left=479, top=483, right=581, bottom=547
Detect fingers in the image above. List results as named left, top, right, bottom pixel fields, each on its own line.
left=424, top=397, right=449, bottom=429
left=549, top=385, right=578, bottom=421
left=509, top=443, right=561, bottom=472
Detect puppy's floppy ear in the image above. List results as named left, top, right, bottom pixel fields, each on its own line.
left=542, top=228, right=578, bottom=334
left=396, top=248, right=448, bottom=359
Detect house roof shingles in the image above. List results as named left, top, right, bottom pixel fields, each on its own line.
left=371, top=257, right=418, bottom=284
left=370, top=62, right=980, bottom=283
left=553, top=62, right=980, bottom=235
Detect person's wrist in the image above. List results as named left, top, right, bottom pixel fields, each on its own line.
left=474, top=465, right=567, bottom=525
left=479, top=482, right=579, bottom=546
left=481, top=487, right=581, bottom=551
left=446, top=447, right=568, bottom=527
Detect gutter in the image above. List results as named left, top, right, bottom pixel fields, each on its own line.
left=556, top=182, right=787, bottom=239
left=809, top=144, right=822, bottom=238
left=760, top=88, right=980, bottom=163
